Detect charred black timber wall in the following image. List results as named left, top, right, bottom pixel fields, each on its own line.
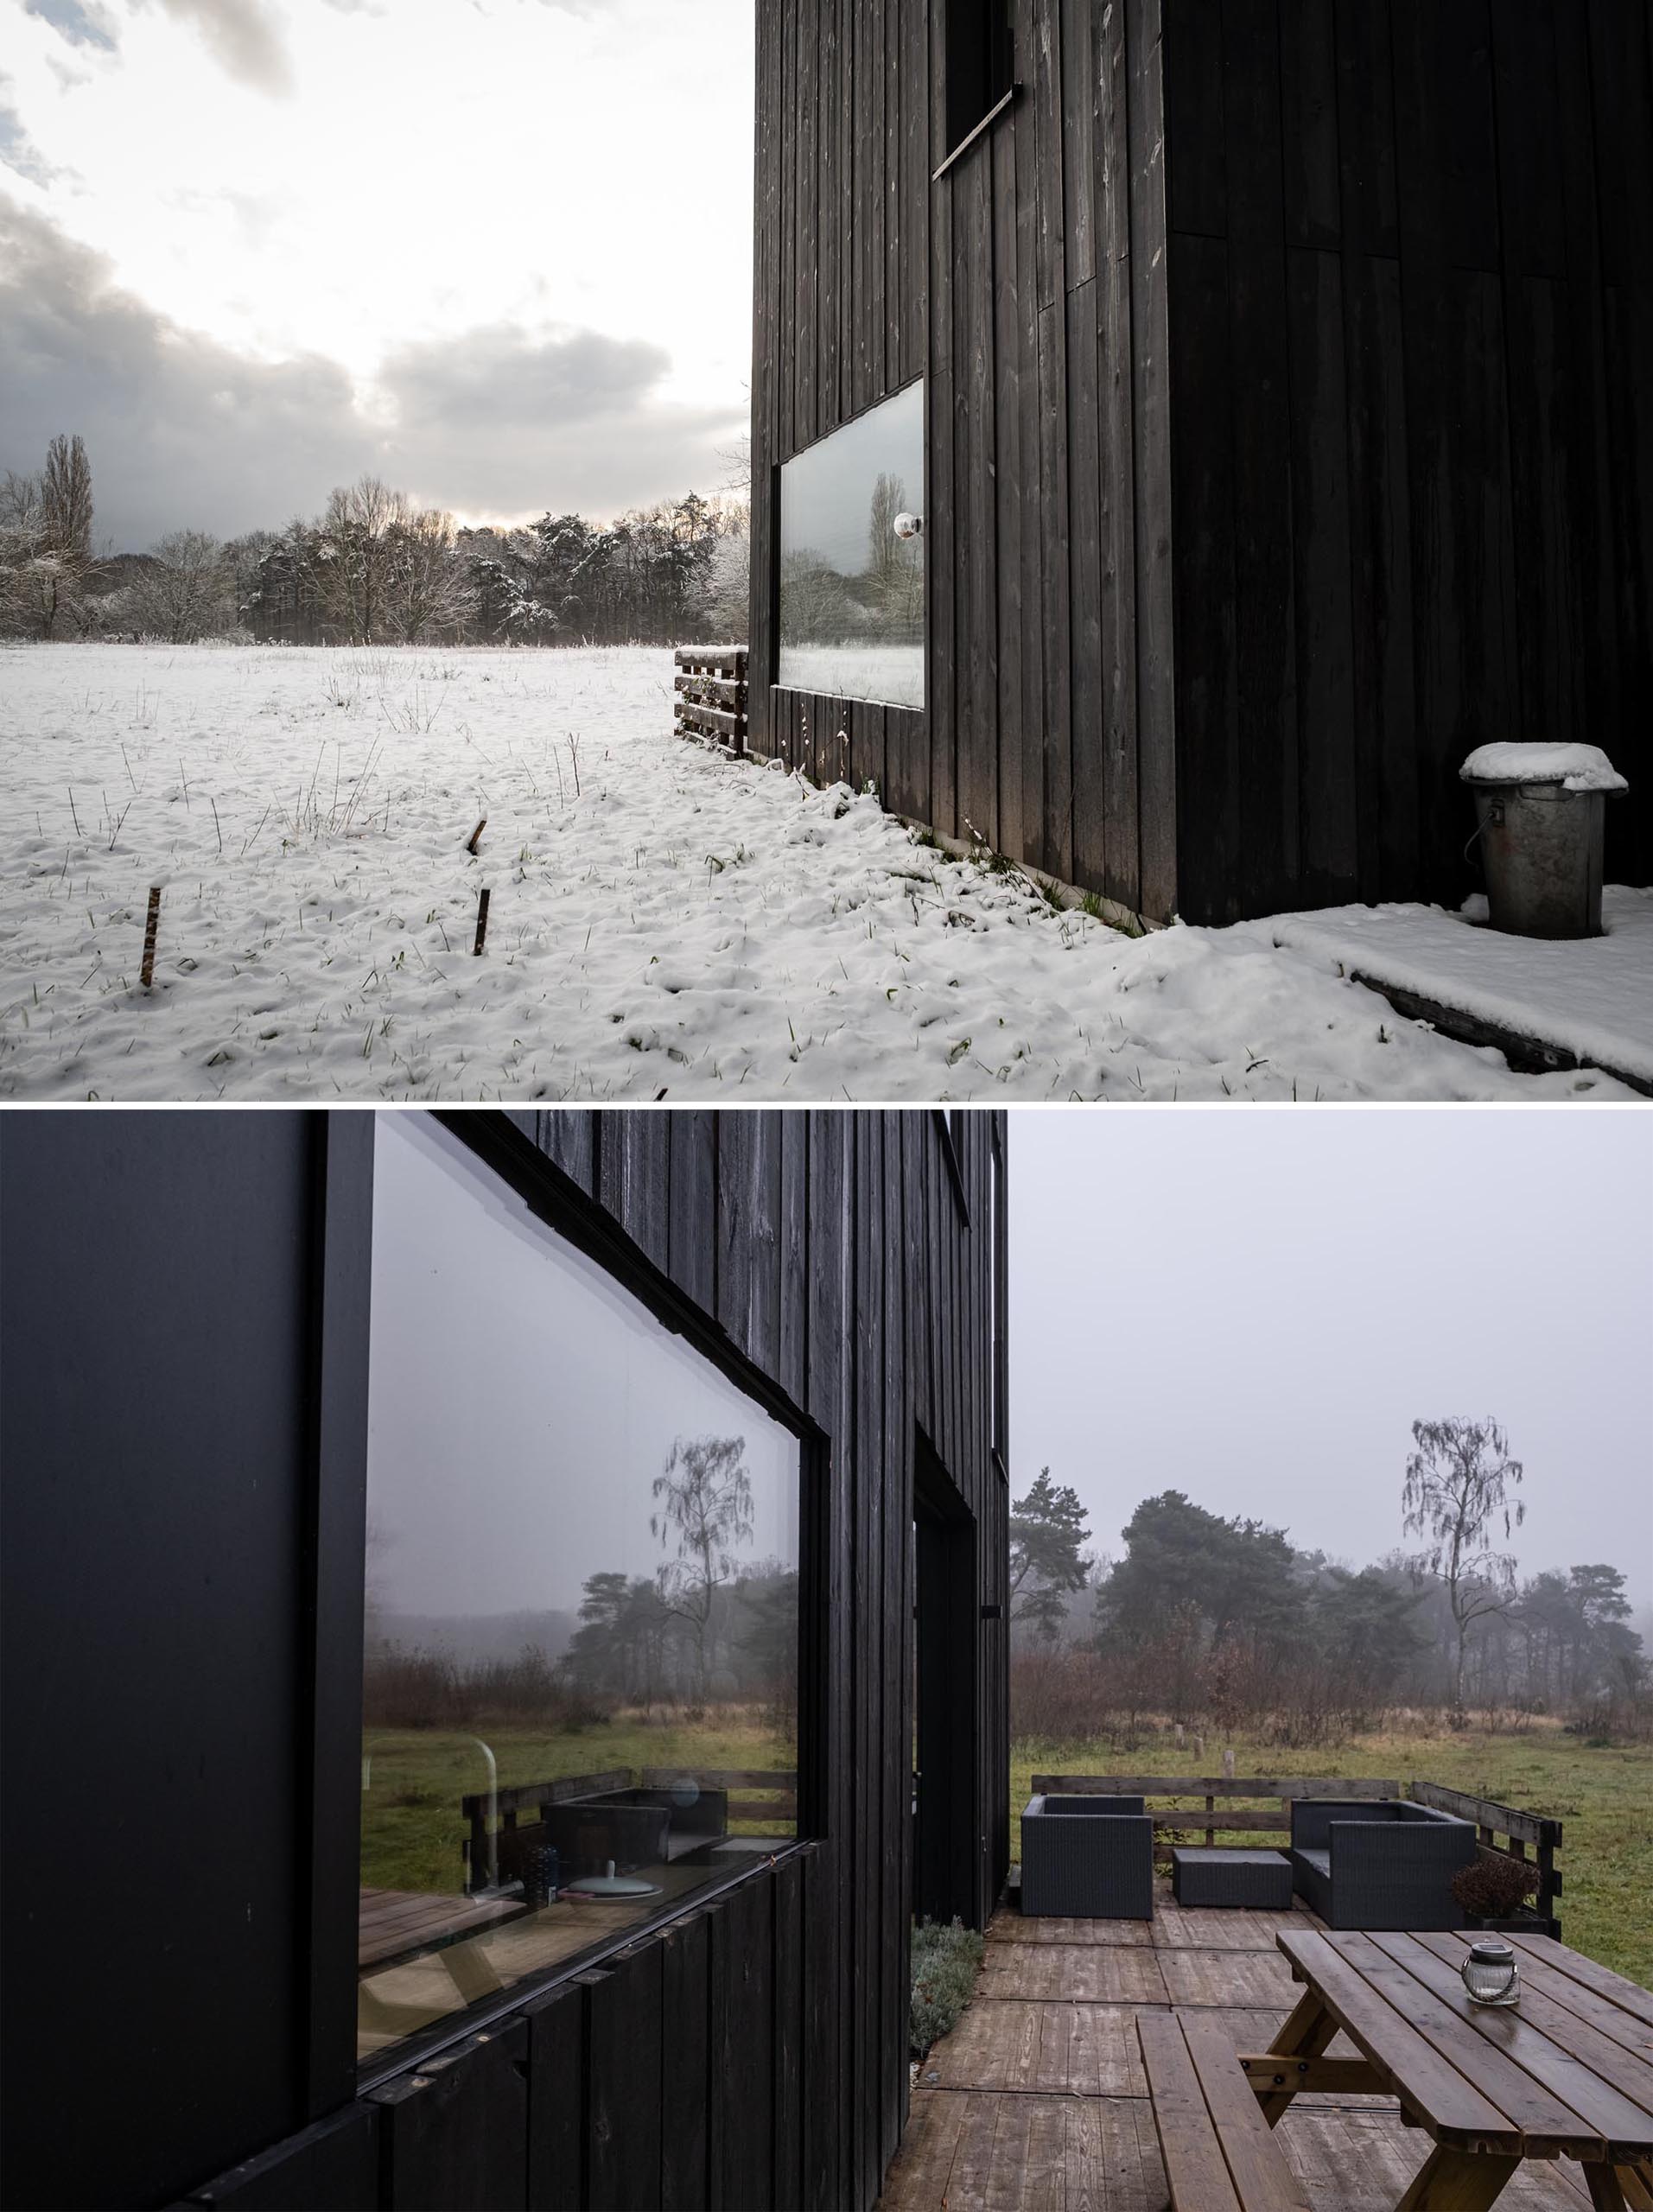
left=0, top=1109, right=1008, bottom=2212
left=748, top=0, right=1653, bottom=923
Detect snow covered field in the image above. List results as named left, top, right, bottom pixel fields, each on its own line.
left=0, top=642, right=1639, bottom=1102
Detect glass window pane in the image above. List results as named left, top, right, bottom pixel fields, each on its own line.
left=359, top=1116, right=800, bottom=2065
left=946, top=0, right=1014, bottom=151
left=778, top=380, right=925, bottom=711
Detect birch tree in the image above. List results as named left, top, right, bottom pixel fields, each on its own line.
left=1402, top=1417, right=1525, bottom=1718
left=652, top=1434, right=753, bottom=1709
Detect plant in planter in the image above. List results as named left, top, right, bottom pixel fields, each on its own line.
left=1451, top=1849, right=1543, bottom=1932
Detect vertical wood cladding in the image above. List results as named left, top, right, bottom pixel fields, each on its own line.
left=506, top=1109, right=1007, bottom=2212
left=3, top=1111, right=1002, bottom=2212
left=750, top=0, right=1651, bottom=924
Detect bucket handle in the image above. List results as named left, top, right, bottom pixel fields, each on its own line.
left=1463, top=793, right=1504, bottom=867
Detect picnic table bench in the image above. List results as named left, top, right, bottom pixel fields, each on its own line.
left=1238, top=1925, right=1653, bottom=2209
left=1139, top=2008, right=1316, bottom=2211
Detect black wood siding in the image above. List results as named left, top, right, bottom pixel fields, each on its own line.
left=506, top=1109, right=1008, bottom=2212
left=0, top=1115, right=319, bottom=2211
left=1164, top=0, right=1653, bottom=921
left=749, top=0, right=1651, bottom=924
left=1, top=1109, right=1007, bottom=2212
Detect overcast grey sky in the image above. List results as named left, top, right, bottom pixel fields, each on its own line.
left=368, top=1114, right=796, bottom=1623
left=0, top=0, right=753, bottom=547
left=780, top=380, right=924, bottom=574
left=1008, top=1109, right=1653, bottom=1607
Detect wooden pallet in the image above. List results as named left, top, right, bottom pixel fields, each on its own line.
left=674, top=645, right=749, bottom=751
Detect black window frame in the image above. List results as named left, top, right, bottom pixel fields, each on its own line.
left=938, top=0, right=1016, bottom=176
left=989, top=1115, right=1009, bottom=1478
left=771, top=375, right=929, bottom=709
left=935, top=1109, right=971, bottom=1229
left=305, top=1109, right=828, bottom=2107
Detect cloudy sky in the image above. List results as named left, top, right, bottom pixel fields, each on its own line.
left=368, top=1113, right=797, bottom=1619
left=0, top=0, right=754, bottom=549
left=1009, top=1109, right=1653, bottom=1609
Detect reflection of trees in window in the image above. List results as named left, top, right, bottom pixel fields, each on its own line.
left=780, top=549, right=859, bottom=643
left=780, top=475, right=922, bottom=654
left=566, top=1572, right=671, bottom=1715
left=652, top=1434, right=754, bottom=1711
left=736, top=1568, right=800, bottom=1739
left=866, top=474, right=924, bottom=642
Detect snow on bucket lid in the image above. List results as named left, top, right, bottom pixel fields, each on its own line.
left=1460, top=741, right=1628, bottom=793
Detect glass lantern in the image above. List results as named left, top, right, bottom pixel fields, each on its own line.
left=1461, top=1939, right=1521, bottom=2007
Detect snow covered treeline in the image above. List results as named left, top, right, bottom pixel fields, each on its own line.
left=1, top=433, right=96, bottom=640
left=249, top=480, right=749, bottom=649
left=0, top=432, right=750, bottom=649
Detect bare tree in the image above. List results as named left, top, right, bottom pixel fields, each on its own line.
left=42, top=434, right=93, bottom=566
left=122, top=531, right=239, bottom=642
left=651, top=1433, right=753, bottom=1708
left=1402, top=1417, right=1525, bottom=1718
left=317, top=474, right=408, bottom=642
left=383, top=509, right=475, bottom=643
left=0, top=457, right=86, bottom=639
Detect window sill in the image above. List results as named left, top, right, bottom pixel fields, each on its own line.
left=932, top=84, right=1020, bottom=183
left=355, top=1839, right=817, bottom=2097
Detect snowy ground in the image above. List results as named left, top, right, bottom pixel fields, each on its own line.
left=0, top=642, right=1641, bottom=1102
left=1277, top=890, right=1653, bottom=1091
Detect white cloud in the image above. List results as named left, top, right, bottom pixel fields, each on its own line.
left=0, top=0, right=754, bottom=535
left=146, top=0, right=295, bottom=95
left=0, top=198, right=744, bottom=543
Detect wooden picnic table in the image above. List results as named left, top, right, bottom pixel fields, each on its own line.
left=1238, top=1926, right=1653, bottom=2210
left=358, top=1885, right=526, bottom=1973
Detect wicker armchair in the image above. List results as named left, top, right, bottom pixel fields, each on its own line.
left=1020, top=1795, right=1155, bottom=1919
left=1289, top=1798, right=1475, bottom=1929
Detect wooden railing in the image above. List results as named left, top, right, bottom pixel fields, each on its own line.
left=1409, top=1779, right=1563, bottom=1935
left=460, top=1764, right=797, bottom=1889
left=674, top=645, right=748, bottom=751
left=642, top=1766, right=798, bottom=1827
left=1028, top=1773, right=1402, bottom=1856
left=1027, top=1772, right=1563, bottom=1934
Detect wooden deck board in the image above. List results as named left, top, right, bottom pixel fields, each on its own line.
left=881, top=1891, right=1593, bottom=2209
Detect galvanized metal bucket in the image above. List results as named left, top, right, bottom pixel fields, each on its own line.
left=1468, top=781, right=1609, bottom=938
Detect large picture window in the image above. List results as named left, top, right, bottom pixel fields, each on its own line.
left=778, top=379, right=925, bottom=711
left=358, top=1117, right=802, bottom=2064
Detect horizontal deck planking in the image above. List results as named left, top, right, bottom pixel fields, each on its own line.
left=882, top=1892, right=1593, bottom=2209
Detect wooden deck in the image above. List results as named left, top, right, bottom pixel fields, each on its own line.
left=881, top=1882, right=1592, bottom=2210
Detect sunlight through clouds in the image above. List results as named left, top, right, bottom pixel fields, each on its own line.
left=0, top=0, right=753, bottom=537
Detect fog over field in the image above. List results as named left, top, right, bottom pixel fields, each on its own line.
left=1010, top=1109, right=1652, bottom=1605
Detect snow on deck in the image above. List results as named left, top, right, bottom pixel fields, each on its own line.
left=1275, top=890, right=1653, bottom=1092
left=0, top=643, right=1639, bottom=1103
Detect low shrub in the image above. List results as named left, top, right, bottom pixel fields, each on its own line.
left=910, top=1917, right=986, bottom=2056
left=1451, top=1849, right=1540, bottom=1918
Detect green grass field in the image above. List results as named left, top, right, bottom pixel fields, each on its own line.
left=363, top=1714, right=1648, bottom=1989
left=1010, top=1724, right=1653, bottom=1988
left=362, top=1714, right=796, bottom=1895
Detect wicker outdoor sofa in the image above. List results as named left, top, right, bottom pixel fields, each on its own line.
left=1020, top=1794, right=1155, bottom=1919
left=1288, top=1796, right=1476, bottom=1929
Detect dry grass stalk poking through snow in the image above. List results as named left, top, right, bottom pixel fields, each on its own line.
left=0, top=642, right=1636, bottom=1101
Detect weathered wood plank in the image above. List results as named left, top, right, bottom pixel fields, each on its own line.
left=1097, top=0, right=1141, bottom=912
left=1128, top=0, right=1178, bottom=922
left=1030, top=1775, right=1402, bottom=1798
left=660, top=1914, right=709, bottom=2212
left=1068, top=275, right=1107, bottom=893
